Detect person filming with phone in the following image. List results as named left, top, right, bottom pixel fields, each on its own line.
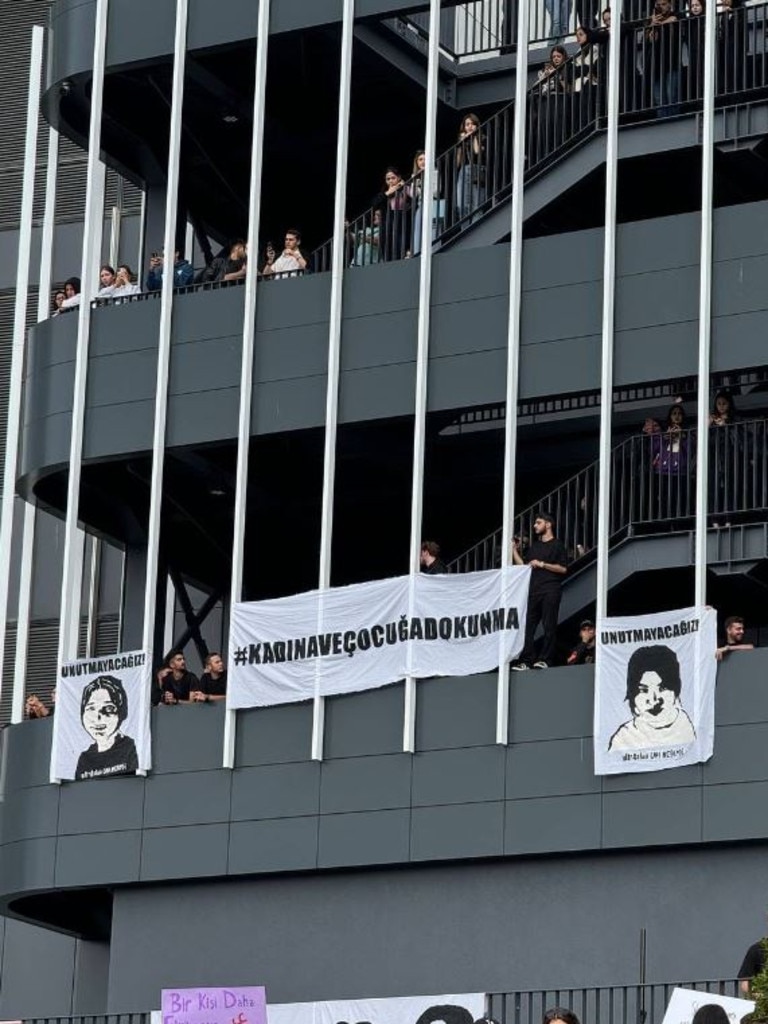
left=145, top=248, right=194, bottom=292
left=261, top=229, right=307, bottom=279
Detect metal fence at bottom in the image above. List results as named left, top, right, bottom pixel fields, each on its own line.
left=487, top=980, right=743, bottom=1024
left=21, top=983, right=744, bottom=1024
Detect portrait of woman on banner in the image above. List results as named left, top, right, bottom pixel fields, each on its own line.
left=75, top=674, right=139, bottom=780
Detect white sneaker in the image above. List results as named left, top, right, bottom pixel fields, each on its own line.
left=533, top=660, right=549, bottom=669
left=511, top=661, right=530, bottom=672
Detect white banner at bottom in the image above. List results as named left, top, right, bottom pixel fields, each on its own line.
left=269, top=993, right=487, bottom=1024
left=228, top=567, right=531, bottom=709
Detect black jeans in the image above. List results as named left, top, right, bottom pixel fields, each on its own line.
left=520, top=587, right=562, bottom=665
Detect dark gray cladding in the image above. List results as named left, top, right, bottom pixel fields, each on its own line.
left=1, top=650, right=768, bottom=929
left=21, top=200, right=768, bottom=486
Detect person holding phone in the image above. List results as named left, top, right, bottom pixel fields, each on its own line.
left=145, top=249, right=194, bottom=292
left=262, top=230, right=307, bottom=278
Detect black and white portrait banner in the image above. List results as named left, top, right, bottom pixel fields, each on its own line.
left=594, top=605, right=717, bottom=775
left=51, top=650, right=152, bottom=782
left=229, top=567, right=531, bottom=709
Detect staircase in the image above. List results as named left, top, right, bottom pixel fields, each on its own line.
left=450, top=419, right=768, bottom=615
left=312, top=2, right=768, bottom=272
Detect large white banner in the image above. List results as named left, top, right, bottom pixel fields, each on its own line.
left=51, top=650, right=152, bottom=781
left=594, top=606, right=717, bottom=775
left=268, top=993, right=486, bottom=1024
left=229, top=568, right=531, bottom=709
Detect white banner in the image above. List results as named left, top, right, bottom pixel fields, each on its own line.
left=594, top=606, right=717, bottom=775
left=661, top=988, right=754, bottom=1024
left=268, top=993, right=486, bottom=1024
left=51, top=650, right=152, bottom=781
left=229, top=568, right=531, bottom=709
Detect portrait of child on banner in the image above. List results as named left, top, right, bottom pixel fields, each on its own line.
left=51, top=651, right=152, bottom=782
left=594, top=606, right=717, bottom=776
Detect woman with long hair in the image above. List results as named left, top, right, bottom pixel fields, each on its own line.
left=651, top=403, right=694, bottom=519
left=455, top=112, right=486, bottom=224
left=709, top=388, right=741, bottom=525
left=373, top=166, right=411, bottom=262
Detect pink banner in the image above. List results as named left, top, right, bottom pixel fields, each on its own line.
left=162, top=987, right=267, bottom=1024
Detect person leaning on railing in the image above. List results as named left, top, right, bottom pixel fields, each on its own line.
left=196, top=239, right=248, bottom=285
left=529, top=46, right=570, bottom=166
left=681, top=0, right=706, bottom=102
left=572, top=26, right=601, bottom=127
left=145, top=249, right=194, bottom=292
left=708, top=388, right=740, bottom=527
left=717, top=0, right=747, bottom=95
left=643, top=0, right=681, bottom=117
left=455, top=113, right=486, bottom=223
left=111, top=264, right=141, bottom=298
left=651, top=403, right=694, bottom=519
left=373, top=168, right=412, bottom=262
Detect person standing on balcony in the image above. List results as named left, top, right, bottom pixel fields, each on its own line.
left=191, top=652, right=228, bottom=701
left=708, top=389, right=740, bottom=526
left=455, top=114, right=486, bottom=225
left=546, top=0, right=571, bottom=41
left=682, top=0, right=706, bottom=102
left=567, top=619, right=597, bottom=664
left=717, top=0, right=747, bottom=95
left=60, top=276, right=81, bottom=312
left=262, top=230, right=307, bottom=278
left=96, top=264, right=116, bottom=298
left=420, top=540, right=449, bottom=574
left=644, top=0, right=680, bottom=117
left=715, top=615, right=755, bottom=660
left=373, top=168, right=411, bottom=262
left=572, top=26, right=601, bottom=127
left=111, top=264, right=141, bottom=298
left=651, top=403, right=693, bottom=518
left=530, top=46, right=570, bottom=166
left=410, top=150, right=444, bottom=256
left=146, top=249, right=194, bottom=292
left=154, top=649, right=199, bottom=705
left=511, top=512, right=569, bottom=670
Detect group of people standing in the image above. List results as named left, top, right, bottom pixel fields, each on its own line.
left=352, top=113, right=486, bottom=266
left=52, top=263, right=142, bottom=315
left=634, top=390, right=759, bottom=524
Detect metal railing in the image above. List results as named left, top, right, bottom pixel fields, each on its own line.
left=488, top=979, right=743, bottom=1024
left=393, top=0, right=767, bottom=58
left=450, top=418, right=768, bottom=573
left=53, top=5, right=768, bottom=313
left=314, top=2, right=768, bottom=272
left=19, top=980, right=743, bottom=1024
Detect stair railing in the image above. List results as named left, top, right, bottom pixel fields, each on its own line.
left=449, top=418, right=768, bottom=573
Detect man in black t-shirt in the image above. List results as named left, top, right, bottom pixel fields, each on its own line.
left=420, top=540, right=450, bottom=575
left=155, top=649, right=199, bottom=705
left=191, top=652, right=228, bottom=703
left=567, top=620, right=596, bottom=665
left=511, top=512, right=568, bottom=670
left=738, top=936, right=768, bottom=993
left=716, top=615, right=755, bottom=661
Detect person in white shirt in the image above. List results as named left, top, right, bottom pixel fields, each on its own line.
left=262, top=229, right=307, bottom=278
left=110, top=264, right=141, bottom=299
left=96, top=264, right=116, bottom=298
left=609, top=644, right=695, bottom=751
left=59, top=277, right=81, bottom=312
